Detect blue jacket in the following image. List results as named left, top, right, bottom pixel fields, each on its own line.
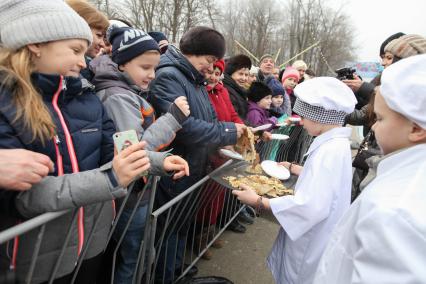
left=150, top=45, right=237, bottom=198
left=0, top=73, right=124, bottom=282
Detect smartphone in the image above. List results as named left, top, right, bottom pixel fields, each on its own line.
left=113, top=130, right=139, bottom=153
left=113, top=130, right=148, bottom=177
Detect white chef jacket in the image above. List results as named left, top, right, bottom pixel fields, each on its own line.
left=267, top=127, right=353, bottom=284
left=314, top=144, right=426, bottom=284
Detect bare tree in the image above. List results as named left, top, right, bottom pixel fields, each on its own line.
left=89, top=0, right=356, bottom=75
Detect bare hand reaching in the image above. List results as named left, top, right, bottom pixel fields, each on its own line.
left=174, top=96, right=190, bottom=117
left=235, top=123, right=246, bottom=138
left=0, top=149, right=54, bottom=191
left=163, top=155, right=189, bottom=180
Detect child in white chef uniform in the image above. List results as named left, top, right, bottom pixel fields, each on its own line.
left=233, top=77, right=357, bottom=284
left=314, top=55, right=426, bottom=284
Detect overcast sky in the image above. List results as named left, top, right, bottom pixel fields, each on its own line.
left=336, top=0, right=426, bottom=62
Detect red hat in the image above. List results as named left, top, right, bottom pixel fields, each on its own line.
left=214, top=59, right=225, bottom=73
left=281, top=66, right=300, bottom=83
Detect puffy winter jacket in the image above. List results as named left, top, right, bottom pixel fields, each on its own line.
left=150, top=45, right=237, bottom=200
left=0, top=73, right=125, bottom=283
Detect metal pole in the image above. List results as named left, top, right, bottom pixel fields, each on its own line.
left=0, top=211, right=68, bottom=244
left=234, top=40, right=259, bottom=63
left=278, top=41, right=320, bottom=69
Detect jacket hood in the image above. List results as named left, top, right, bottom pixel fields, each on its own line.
left=90, top=54, right=140, bottom=94
left=157, top=45, right=207, bottom=86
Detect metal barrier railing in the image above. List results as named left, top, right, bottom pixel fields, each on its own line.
left=0, top=160, right=244, bottom=284
left=144, top=160, right=245, bottom=284
left=257, top=125, right=313, bottom=164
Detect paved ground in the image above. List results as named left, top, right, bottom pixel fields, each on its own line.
left=197, top=212, right=280, bottom=284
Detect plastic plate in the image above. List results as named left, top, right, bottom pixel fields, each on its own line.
left=260, top=160, right=290, bottom=180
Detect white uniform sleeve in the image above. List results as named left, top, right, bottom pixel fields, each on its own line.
left=269, top=150, right=337, bottom=241
left=351, top=207, right=426, bottom=283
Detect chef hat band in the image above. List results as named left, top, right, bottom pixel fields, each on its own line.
left=293, top=98, right=347, bottom=125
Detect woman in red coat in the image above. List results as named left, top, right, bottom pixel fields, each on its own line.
left=196, top=60, right=251, bottom=259
left=207, top=59, right=243, bottom=124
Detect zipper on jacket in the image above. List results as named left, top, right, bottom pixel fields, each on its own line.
left=51, top=76, right=84, bottom=257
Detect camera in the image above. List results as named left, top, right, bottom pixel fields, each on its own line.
left=335, top=67, right=356, bottom=80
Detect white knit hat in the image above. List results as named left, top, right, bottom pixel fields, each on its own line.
left=0, top=0, right=93, bottom=50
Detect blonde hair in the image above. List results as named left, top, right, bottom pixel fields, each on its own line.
left=66, top=0, right=109, bottom=31
left=0, top=48, right=55, bottom=144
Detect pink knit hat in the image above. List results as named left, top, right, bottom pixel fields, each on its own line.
left=281, top=66, right=300, bottom=83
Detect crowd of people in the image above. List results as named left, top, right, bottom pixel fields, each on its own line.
left=0, top=0, right=425, bottom=283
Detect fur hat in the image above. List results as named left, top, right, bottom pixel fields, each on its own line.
left=179, top=26, right=225, bottom=59
left=225, top=54, right=252, bottom=75
left=265, top=76, right=285, bottom=97
left=247, top=81, right=272, bottom=103
left=281, top=67, right=300, bottom=83
left=109, top=26, right=159, bottom=66
left=385, top=34, right=426, bottom=59
left=0, top=0, right=93, bottom=50
left=380, top=32, right=405, bottom=56
left=213, top=59, right=225, bottom=73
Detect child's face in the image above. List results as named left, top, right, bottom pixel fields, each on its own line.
left=271, top=95, right=284, bottom=108
left=299, top=117, right=322, bottom=136
left=120, top=51, right=160, bottom=90
left=206, top=67, right=221, bottom=88
left=272, top=68, right=280, bottom=79
left=257, top=95, right=272, bottom=110
left=29, top=39, right=88, bottom=77
left=372, top=90, right=413, bottom=155
left=283, top=77, right=297, bottom=89
left=231, top=68, right=249, bottom=88
left=87, top=27, right=106, bottom=58
left=381, top=52, right=394, bottom=69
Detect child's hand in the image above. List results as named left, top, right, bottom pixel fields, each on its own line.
left=163, top=155, right=189, bottom=180
left=112, top=141, right=150, bottom=187
left=232, top=184, right=259, bottom=206
left=278, top=161, right=303, bottom=176
left=262, top=131, right=272, bottom=141
left=174, top=96, right=190, bottom=117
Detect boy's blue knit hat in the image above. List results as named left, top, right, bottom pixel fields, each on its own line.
left=265, top=76, right=285, bottom=97
left=108, top=26, right=159, bottom=66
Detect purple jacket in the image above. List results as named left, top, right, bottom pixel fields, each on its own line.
left=247, top=101, right=278, bottom=128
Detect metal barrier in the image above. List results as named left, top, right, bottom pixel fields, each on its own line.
left=0, top=160, right=245, bottom=284
left=0, top=177, right=155, bottom=284
left=257, top=125, right=313, bottom=164
left=144, top=160, right=245, bottom=284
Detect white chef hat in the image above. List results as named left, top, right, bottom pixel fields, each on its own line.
left=293, top=77, right=357, bottom=125
left=380, top=54, right=426, bottom=129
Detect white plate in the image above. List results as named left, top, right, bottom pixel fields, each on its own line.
left=252, top=124, right=272, bottom=132
left=219, top=149, right=244, bottom=160
left=271, top=134, right=290, bottom=140
left=275, top=122, right=288, bottom=127
left=288, top=117, right=301, bottom=123
left=261, top=160, right=290, bottom=180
